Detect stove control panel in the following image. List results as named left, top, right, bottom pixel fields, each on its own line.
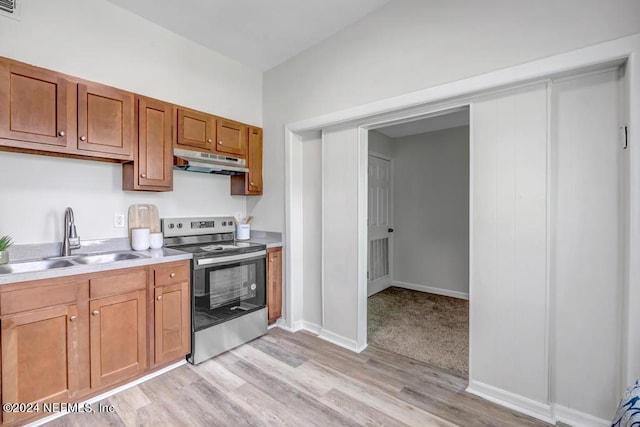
left=161, top=216, right=236, bottom=237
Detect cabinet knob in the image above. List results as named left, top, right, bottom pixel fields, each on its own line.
left=58, top=131, right=66, bottom=137
left=92, top=310, right=99, bottom=316
left=207, top=139, right=212, bottom=144
left=250, top=182, right=254, bottom=185
left=80, top=135, right=87, bottom=141
left=270, top=259, right=273, bottom=263
left=69, top=315, right=77, bottom=322
left=170, top=272, right=176, bottom=278
left=140, top=174, right=146, bottom=178
left=157, top=295, right=163, bottom=301
left=218, top=141, right=223, bottom=145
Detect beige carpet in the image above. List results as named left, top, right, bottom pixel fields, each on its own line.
left=367, top=286, right=469, bottom=377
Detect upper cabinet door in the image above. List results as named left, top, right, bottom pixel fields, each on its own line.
left=137, top=97, right=173, bottom=190
left=77, top=82, right=134, bottom=159
left=0, top=61, right=73, bottom=148
left=247, top=127, right=263, bottom=193
left=216, top=118, right=247, bottom=157
left=176, top=107, right=215, bottom=151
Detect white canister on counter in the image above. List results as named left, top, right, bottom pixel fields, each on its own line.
left=149, top=232, right=163, bottom=249
left=236, top=223, right=250, bottom=240
left=131, top=227, right=150, bottom=250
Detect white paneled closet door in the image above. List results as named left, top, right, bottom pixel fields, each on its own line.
left=551, top=67, right=625, bottom=419
left=367, top=154, right=393, bottom=296
left=470, top=83, right=549, bottom=406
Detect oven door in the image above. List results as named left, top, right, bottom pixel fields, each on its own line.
left=192, top=251, right=266, bottom=331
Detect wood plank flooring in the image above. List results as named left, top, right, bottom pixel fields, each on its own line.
left=44, top=328, right=550, bottom=427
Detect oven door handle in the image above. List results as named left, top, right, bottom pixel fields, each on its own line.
left=196, top=250, right=267, bottom=267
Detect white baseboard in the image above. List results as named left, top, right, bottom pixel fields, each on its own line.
left=466, top=380, right=554, bottom=424
left=288, top=319, right=305, bottom=332
left=553, top=404, right=610, bottom=427
left=28, top=360, right=186, bottom=427
left=269, top=318, right=292, bottom=330
left=367, top=278, right=391, bottom=297
left=318, top=328, right=362, bottom=353
left=393, top=280, right=469, bottom=300
left=301, top=321, right=322, bottom=335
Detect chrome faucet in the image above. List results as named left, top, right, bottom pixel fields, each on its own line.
left=61, top=207, right=81, bottom=256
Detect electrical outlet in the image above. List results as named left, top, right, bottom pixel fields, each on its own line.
left=114, top=213, right=125, bottom=228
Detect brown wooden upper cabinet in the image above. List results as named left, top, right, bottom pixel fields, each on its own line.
left=231, top=126, right=263, bottom=195
left=176, top=107, right=216, bottom=152
left=0, top=57, right=135, bottom=162
left=123, top=96, right=173, bottom=191
left=216, top=118, right=247, bottom=156
left=0, top=60, right=74, bottom=149
left=77, top=82, right=134, bottom=158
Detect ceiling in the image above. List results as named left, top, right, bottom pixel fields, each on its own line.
left=374, top=109, right=470, bottom=139
left=107, top=0, right=391, bottom=71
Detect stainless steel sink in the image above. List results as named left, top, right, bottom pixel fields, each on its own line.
left=0, top=251, right=150, bottom=276
left=0, top=259, right=75, bottom=275
left=72, top=252, right=146, bottom=265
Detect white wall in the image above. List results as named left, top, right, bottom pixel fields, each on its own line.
left=470, top=83, right=549, bottom=406
left=283, top=34, right=640, bottom=425
left=551, top=68, right=624, bottom=419
left=368, top=130, right=394, bottom=158
left=0, top=151, right=247, bottom=243
left=0, top=0, right=262, bottom=244
left=258, top=0, right=640, bottom=233
left=321, top=127, right=364, bottom=348
left=392, top=126, right=469, bottom=297
left=301, top=132, right=323, bottom=329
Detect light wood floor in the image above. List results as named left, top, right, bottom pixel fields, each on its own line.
left=45, top=328, right=550, bottom=427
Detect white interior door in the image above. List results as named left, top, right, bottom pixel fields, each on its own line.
left=367, top=153, right=393, bottom=296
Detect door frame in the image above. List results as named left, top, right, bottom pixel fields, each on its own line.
left=367, top=151, right=394, bottom=296
left=283, top=33, right=640, bottom=385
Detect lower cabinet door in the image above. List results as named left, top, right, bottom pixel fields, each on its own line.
left=1, top=305, right=80, bottom=424
left=89, top=290, right=147, bottom=389
left=154, top=282, right=190, bottom=365
left=267, top=247, right=283, bottom=325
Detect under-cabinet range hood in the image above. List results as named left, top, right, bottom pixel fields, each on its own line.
left=173, top=148, right=248, bottom=175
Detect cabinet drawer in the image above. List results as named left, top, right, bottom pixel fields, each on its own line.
left=154, top=262, right=189, bottom=286
left=90, top=269, right=146, bottom=299
left=1, top=280, right=87, bottom=315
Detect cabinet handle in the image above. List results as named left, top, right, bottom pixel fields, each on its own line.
left=170, top=272, right=176, bottom=278
left=58, top=131, right=65, bottom=137
left=140, top=174, right=146, bottom=178
left=92, top=310, right=99, bottom=316
left=207, top=139, right=212, bottom=144
left=80, top=135, right=87, bottom=141
left=157, top=295, right=163, bottom=301
left=69, top=315, right=77, bottom=322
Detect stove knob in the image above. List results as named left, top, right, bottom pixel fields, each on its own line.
left=222, top=221, right=226, bottom=226
left=168, top=223, right=175, bottom=229
left=177, top=223, right=183, bottom=229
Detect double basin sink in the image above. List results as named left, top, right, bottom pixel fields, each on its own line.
left=0, top=251, right=149, bottom=275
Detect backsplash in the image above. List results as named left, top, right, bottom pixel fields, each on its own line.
left=0, top=151, right=246, bottom=245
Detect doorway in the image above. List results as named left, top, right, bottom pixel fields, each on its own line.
left=366, top=110, right=470, bottom=377
left=285, top=46, right=635, bottom=422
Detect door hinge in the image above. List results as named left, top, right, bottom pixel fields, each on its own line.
left=623, top=125, right=629, bottom=150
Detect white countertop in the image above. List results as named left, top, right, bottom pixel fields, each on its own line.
left=0, top=240, right=192, bottom=286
